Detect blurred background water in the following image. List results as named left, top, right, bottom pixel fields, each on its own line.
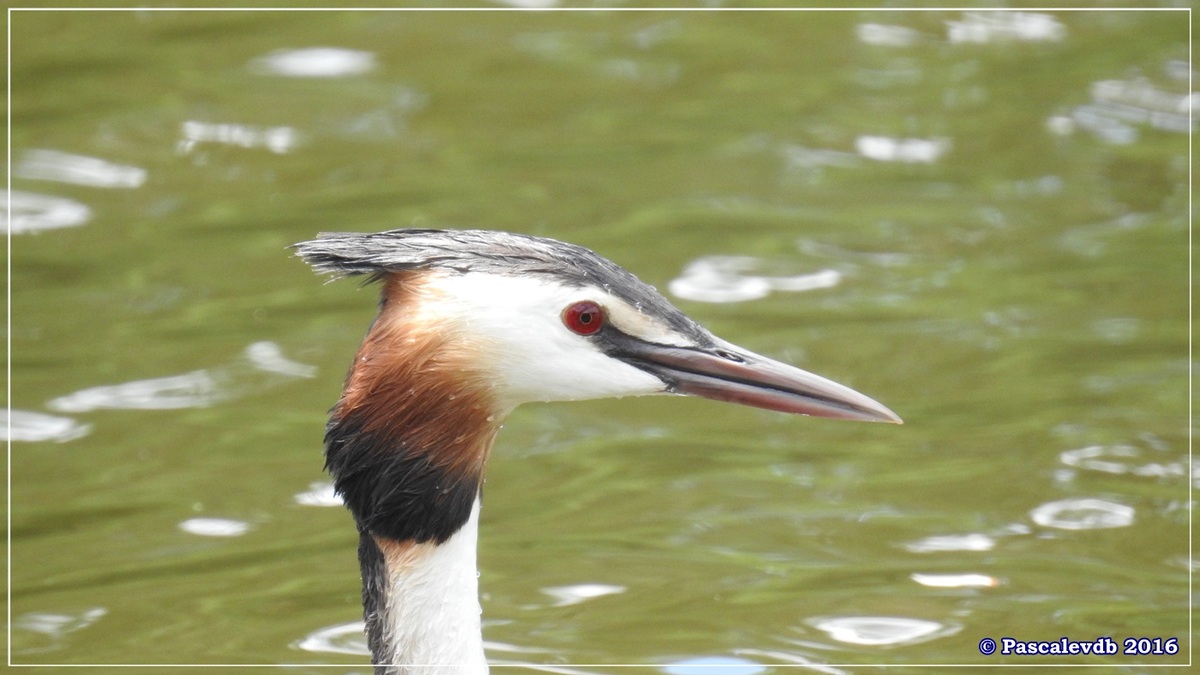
left=7, top=7, right=1191, bottom=672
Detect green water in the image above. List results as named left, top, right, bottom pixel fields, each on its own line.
left=9, top=8, right=1191, bottom=672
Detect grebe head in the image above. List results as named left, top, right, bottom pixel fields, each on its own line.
left=295, top=228, right=900, bottom=423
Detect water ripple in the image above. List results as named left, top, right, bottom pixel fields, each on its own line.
left=1050, top=67, right=1194, bottom=145
left=293, top=481, right=343, bottom=507
left=3, top=190, right=91, bottom=233
left=670, top=255, right=840, bottom=304
left=245, top=340, right=318, bottom=378
left=1029, top=498, right=1134, bottom=530
left=910, top=572, right=999, bottom=588
left=856, top=23, right=921, bottom=47
left=250, top=47, right=376, bottom=78
left=295, top=620, right=369, bottom=656
left=13, top=607, right=107, bottom=654
left=809, top=616, right=957, bottom=646
left=5, top=410, right=92, bottom=443
left=179, top=517, right=251, bottom=537
left=16, top=149, right=146, bottom=188
left=178, top=120, right=300, bottom=155
left=904, top=533, right=995, bottom=553
left=855, top=135, right=949, bottom=164
left=946, top=12, right=1065, bottom=44
left=663, top=657, right=764, bottom=675
left=49, top=370, right=222, bottom=412
left=47, top=341, right=316, bottom=412
left=1059, top=444, right=1185, bottom=479
left=540, top=583, right=625, bottom=607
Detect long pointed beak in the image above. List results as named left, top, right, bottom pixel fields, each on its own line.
left=614, top=338, right=902, bottom=424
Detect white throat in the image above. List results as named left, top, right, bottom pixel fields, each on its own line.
left=377, top=497, right=488, bottom=674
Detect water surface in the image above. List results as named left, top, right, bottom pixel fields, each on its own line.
left=9, top=8, right=1191, bottom=671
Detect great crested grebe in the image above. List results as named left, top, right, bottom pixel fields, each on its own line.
left=294, top=228, right=900, bottom=674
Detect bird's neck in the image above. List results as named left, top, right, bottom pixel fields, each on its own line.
left=358, top=498, right=488, bottom=674
left=326, top=275, right=503, bottom=673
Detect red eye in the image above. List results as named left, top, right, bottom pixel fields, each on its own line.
left=562, top=300, right=605, bottom=336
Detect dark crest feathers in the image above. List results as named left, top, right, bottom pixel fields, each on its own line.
left=292, top=228, right=703, bottom=339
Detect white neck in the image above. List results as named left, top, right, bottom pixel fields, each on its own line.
left=376, top=497, right=488, bottom=674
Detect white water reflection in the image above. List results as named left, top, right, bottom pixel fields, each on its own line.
left=179, top=517, right=251, bottom=537
left=669, top=255, right=840, bottom=304
left=245, top=340, right=318, bottom=378
left=178, top=120, right=300, bottom=155
left=1051, top=67, right=1195, bottom=145
left=250, top=47, right=376, bottom=78
left=540, top=583, right=624, bottom=607
left=910, top=572, right=998, bottom=588
left=945, top=12, right=1065, bottom=44
left=810, top=616, right=956, bottom=646
left=16, top=149, right=146, bottom=188
left=732, top=649, right=845, bottom=675
left=904, top=533, right=995, bottom=553
left=296, top=620, right=369, bottom=655
left=1059, top=444, right=1184, bottom=479
left=47, top=341, right=316, bottom=413
left=856, top=23, right=921, bottom=47
left=1085, top=77, right=1195, bottom=135
left=14, top=607, right=107, bottom=653
left=1029, top=498, right=1134, bottom=531
left=293, top=481, right=343, bottom=507
left=855, top=135, right=949, bottom=164
left=49, top=370, right=221, bottom=412
left=663, top=657, right=764, bottom=675
left=4, top=410, right=92, bottom=443
left=3, top=190, right=91, bottom=234
left=493, top=0, right=559, bottom=7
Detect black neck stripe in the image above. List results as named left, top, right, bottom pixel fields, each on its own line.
left=325, top=411, right=480, bottom=545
